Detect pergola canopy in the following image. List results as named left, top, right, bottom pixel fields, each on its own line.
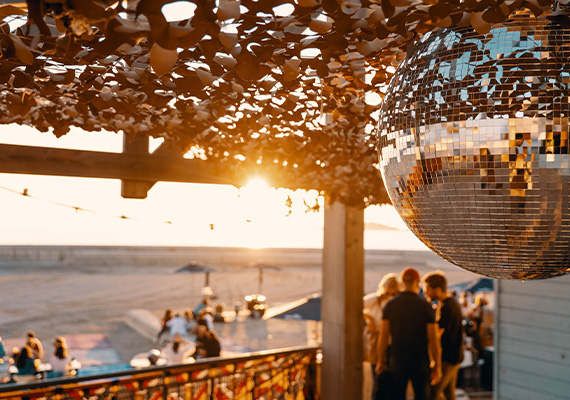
left=0, top=0, right=555, bottom=204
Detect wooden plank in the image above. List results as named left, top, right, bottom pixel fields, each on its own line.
left=498, top=352, right=570, bottom=390
left=498, top=307, right=570, bottom=332
left=499, top=368, right=570, bottom=399
left=498, top=292, right=570, bottom=317
left=321, top=200, right=364, bottom=400
left=500, top=277, right=570, bottom=301
left=499, top=322, right=570, bottom=351
left=498, top=381, right=557, bottom=400
left=498, top=336, right=570, bottom=367
left=498, top=381, right=568, bottom=400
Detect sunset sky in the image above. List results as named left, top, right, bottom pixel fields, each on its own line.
left=0, top=125, right=428, bottom=250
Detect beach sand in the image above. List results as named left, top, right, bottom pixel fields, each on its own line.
left=0, top=246, right=481, bottom=363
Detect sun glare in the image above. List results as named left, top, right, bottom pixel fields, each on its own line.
left=243, top=178, right=269, bottom=193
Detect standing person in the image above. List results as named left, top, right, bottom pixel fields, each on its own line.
left=376, top=267, right=442, bottom=400
left=363, top=273, right=401, bottom=400
left=157, top=308, right=173, bottom=344
left=27, top=331, right=44, bottom=361
left=423, top=271, right=464, bottom=400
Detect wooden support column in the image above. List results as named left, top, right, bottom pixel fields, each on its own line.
left=121, top=135, right=151, bottom=199
left=321, top=199, right=364, bottom=400
left=120, top=135, right=191, bottom=199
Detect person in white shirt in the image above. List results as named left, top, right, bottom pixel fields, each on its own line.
left=363, top=273, right=401, bottom=400
left=160, top=334, right=195, bottom=365
left=48, top=337, right=72, bottom=376
left=166, top=314, right=188, bottom=338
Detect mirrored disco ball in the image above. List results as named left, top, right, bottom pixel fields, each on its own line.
left=377, top=8, right=570, bottom=279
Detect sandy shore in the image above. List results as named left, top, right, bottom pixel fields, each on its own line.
left=0, top=247, right=481, bottom=362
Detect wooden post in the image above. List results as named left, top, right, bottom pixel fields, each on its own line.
left=121, top=134, right=151, bottom=199
left=321, top=198, right=364, bottom=400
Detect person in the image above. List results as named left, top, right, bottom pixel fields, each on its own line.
left=213, top=304, right=226, bottom=323
left=48, top=337, right=72, bottom=377
left=184, top=309, right=197, bottom=334
left=26, top=331, right=44, bottom=361
left=0, top=336, right=6, bottom=360
left=363, top=273, right=400, bottom=400
left=197, top=308, right=215, bottom=331
left=376, top=267, right=442, bottom=400
left=471, top=293, right=488, bottom=354
left=160, top=334, right=195, bottom=365
left=192, top=298, right=210, bottom=318
left=423, top=271, right=464, bottom=400
left=157, top=308, right=173, bottom=344
left=166, top=313, right=188, bottom=338
left=14, top=344, right=37, bottom=375
left=193, top=325, right=221, bottom=359
left=458, top=292, right=472, bottom=319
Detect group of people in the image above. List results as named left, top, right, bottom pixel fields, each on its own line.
left=155, top=300, right=221, bottom=365
left=0, top=331, right=77, bottom=381
left=364, top=267, right=466, bottom=400
left=458, top=291, right=492, bottom=357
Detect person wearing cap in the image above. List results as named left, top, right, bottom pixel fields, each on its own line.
left=423, top=271, right=464, bottom=400
left=363, top=273, right=401, bottom=400
left=375, top=267, right=442, bottom=400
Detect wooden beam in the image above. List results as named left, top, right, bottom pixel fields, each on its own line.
left=321, top=199, right=364, bottom=400
left=0, top=143, right=304, bottom=191
left=0, top=143, right=236, bottom=185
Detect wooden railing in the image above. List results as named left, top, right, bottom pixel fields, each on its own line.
left=0, top=346, right=320, bottom=400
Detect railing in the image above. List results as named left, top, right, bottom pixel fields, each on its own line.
left=0, top=346, right=320, bottom=400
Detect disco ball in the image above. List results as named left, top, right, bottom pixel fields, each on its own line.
left=377, top=8, right=570, bottom=279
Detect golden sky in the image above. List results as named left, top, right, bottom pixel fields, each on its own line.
left=0, top=124, right=427, bottom=250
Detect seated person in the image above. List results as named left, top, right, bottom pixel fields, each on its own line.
left=166, top=313, right=188, bottom=338
left=48, top=337, right=74, bottom=377
left=192, top=298, right=210, bottom=319
left=213, top=304, right=225, bottom=323
left=14, top=345, right=37, bottom=375
left=196, top=309, right=215, bottom=331
left=0, top=336, right=6, bottom=360
left=26, top=331, right=44, bottom=361
left=160, top=334, right=195, bottom=365
left=192, top=325, right=221, bottom=359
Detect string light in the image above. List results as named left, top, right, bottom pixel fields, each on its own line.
left=0, top=184, right=323, bottom=232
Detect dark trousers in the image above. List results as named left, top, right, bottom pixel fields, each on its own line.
left=390, top=369, right=430, bottom=400
left=430, top=361, right=460, bottom=400
left=372, top=365, right=392, bottom=400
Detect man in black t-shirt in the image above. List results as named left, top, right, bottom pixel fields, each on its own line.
left=376, top=267, right=442, bottom=400
left=423, top=271, right=464, bottom=400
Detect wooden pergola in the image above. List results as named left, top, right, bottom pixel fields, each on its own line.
left=0, top=0, right=555, bottom=398
left=0, top=132, right=368, bottom=400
